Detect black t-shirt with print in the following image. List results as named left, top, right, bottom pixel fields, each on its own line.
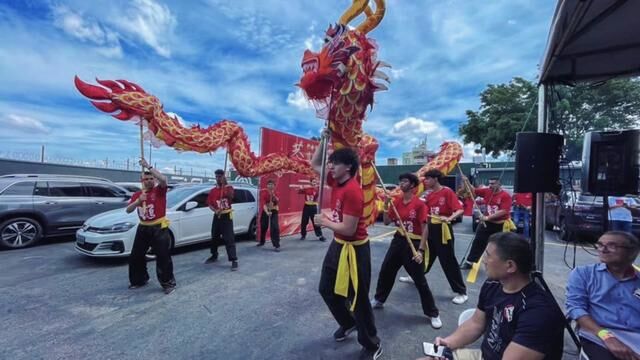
left=477, top=280, right=564, bottom=360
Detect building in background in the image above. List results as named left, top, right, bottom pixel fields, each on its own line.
left=387, top=158, right=398, bottom=166
left=402, top=138, right=436, bottom=165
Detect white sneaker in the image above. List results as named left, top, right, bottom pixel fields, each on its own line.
left=370, top=298, right=384, bottom=309
left=398, top=276, right=414, bottom=284
left=452, top=293, right=469, bottom=305
left=430, top=316, right=443, bottom=329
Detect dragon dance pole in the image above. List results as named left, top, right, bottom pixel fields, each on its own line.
left=372, top=164, right=419, bottom=257
left=139, top=120, right=145, bottom=176
left=317, top=128, right=330, bottom=215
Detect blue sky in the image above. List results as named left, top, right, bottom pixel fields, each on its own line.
left=0, top=0, right=556, bottom=176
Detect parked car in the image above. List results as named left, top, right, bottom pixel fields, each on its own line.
left=75, top=183, right=258, bottom=257
left=0, top=174, right=131, bottom=249
left=115, top=182, right=142, bottom=193
left=545, top=190, right=640, bottom=241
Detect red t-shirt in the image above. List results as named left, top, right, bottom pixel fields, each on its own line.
left=129, top=185, right=168, bottom=221
left=388, top=196, right=427, bottom=236
left=207, top=185, right=234, bottom=211
left=424, top=187, right=463, bottom=217
left=300, top=187, right=318, bottom=204
left=327, top=175, right=368, bottom=241
left=260, top=189, right=279, bottom=211
left=513, top=193, right=532, bottom=207
left=475, top=187, right=512, bottom=221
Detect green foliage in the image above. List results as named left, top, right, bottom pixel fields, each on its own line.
left=459, top=77, right=640, bottom=160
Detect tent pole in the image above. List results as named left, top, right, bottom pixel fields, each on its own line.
left=534, top=84, right=549, bottom=273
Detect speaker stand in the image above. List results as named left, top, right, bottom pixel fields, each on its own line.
left=603, top=194, right=609, bottom=232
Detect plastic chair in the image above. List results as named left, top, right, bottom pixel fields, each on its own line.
left=457, top=308, right=475, bottom=326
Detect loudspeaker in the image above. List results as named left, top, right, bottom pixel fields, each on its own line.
left=581, top=130, right=640, bottom=196
left=514, top=132, right=563, bottom=193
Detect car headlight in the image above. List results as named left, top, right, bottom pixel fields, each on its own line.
left=95, top=222, right=136, bottom=234
left=81, top=223, right=89, bottom=231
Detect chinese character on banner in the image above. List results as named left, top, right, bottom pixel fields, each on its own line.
left=257, top=128, right=332, bottom=241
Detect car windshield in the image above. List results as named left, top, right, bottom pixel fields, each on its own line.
left=166, top=187, right=205, bottom=208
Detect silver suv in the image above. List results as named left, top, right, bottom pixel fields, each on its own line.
left=0, top=174, right=131, bottom=249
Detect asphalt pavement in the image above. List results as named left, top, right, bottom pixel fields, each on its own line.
left=0, top=217, right=602, bottom=360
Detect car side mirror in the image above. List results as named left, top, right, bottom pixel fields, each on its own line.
left=123, top=194, right=131, bottom=200
left=184, top=201, right=198, bottom=211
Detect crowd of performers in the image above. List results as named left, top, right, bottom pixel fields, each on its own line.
left=124, top=135, right=581, bottom=360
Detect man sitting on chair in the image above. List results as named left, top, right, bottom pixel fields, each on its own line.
left=420, top=232, right=564, bottom=360
left=566, top=231, right=640, bottom=360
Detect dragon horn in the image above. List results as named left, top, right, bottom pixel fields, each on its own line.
left=118, top=79, right=147, bottom=93
left=356, top=0, right=385, bottom=34
left=339, top=0, right=369, bottom=26
left=74, top=76, right=110, bottom=100
left=377, top=60, right=392, bottom=68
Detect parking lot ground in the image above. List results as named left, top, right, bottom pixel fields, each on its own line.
left=0, top=217, right=615, bottom=360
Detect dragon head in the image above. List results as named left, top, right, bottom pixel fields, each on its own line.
left=74, top=76, right=161, bottom=121
left=298, top=0, right=389, bottom=147
left=299, top=24, right=359, bottom=102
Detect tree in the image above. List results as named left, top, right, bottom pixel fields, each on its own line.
left=459, top=77, right=640, bottom=160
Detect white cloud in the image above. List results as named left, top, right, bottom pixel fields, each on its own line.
left=286, top=89, right=313, bottom=111
left=51, top=5, right=123, bottom=58
left=2, top=114, right=50, bottom=134
left=111, top=0, right=177, bottom=57
left=391, top=117, right=440, bottom=137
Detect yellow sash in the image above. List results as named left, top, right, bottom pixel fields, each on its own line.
left=396, top=229, right=430, bottom=272
left=466, top=218, right=517, bottom=283
left=430, top=217, right=452, bottom=244
left=139, top=216, right=170, bottom=229
left=305, top=201, right=318, bottom=206
left=334, top=237, right=369, bottom=312
left=218, top=209, right=233, bottom=219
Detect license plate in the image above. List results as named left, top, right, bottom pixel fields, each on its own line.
left=77, top=234, right=85, bottom=245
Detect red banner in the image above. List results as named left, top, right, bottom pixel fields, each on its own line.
left=257, top=128, right=332, bottom=241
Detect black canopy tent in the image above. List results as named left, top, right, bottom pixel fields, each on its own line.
left=535, top=0, right=640, bottom=272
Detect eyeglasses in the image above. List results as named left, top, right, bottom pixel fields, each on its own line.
left=595, top=242, right=633, bottom=251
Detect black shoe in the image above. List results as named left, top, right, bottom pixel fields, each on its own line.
left=299, top=236, right=306, bottom=241
left=128, top=281, right=148, bottom=290
left=333, top=325, right=356, bottom=342
left=256, top=242, right=265, bottom=247
left=163, top=286, right=175, bottom=295
left=358, top=344, right=382, bottom=360
left=231, top=261, right=238, bottom=271
left=319, top=236, right=326, bottom=242
left=274, top=247, right=281, bottom=252
left=205, top=255, right=218, bottom=264
left=460, top=261, right=473, bottom=270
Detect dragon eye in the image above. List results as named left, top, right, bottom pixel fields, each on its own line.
left=324, top=37, right=330, bottom=43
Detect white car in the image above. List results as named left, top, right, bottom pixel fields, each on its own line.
left=75, top=183, right=258, bottom=257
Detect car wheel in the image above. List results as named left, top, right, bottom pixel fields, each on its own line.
left=0, top=217, right=43, bottom=249
left=145, top=231, right=175, bottom=261
left=248, top=217, right=257, bottom=239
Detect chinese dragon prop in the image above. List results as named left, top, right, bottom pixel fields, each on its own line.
left=74, top=0, right=463, bottom=225
left=298, top=0, right=463, bottom=221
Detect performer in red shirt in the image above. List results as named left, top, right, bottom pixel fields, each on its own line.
left=205, top=169, right=238, bottom=270
left=423, top=169, right=467, bottom=305
left=297, top=178, right=326, bottom=241
left=125, top=158, right=176, bottom=294
left=311, top=142, right=382, bottom=359
left=461, top=177, right=515, bottom=269
left=371, top=173, right=441, bottom=329
left=257, top=179, right=281, bottom=251
left=512, top=192, right=532, bottom=238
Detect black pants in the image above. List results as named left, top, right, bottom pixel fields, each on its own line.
left=580, top=336, right=621, bottom=360
left=319, top=240, right=380, bottom=350
left=374, top=233, right=439, bottom=317
left=259, top=210, right=280, bottom=248
left=300, top=204, right=322, bottom=238
left=211, top=212, right=237, bottom=261
left=426, top=223, right=467, bottom=295
left=129, top=224, right=175, bottom=288
left=466, top=221, right=504, bottom=263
